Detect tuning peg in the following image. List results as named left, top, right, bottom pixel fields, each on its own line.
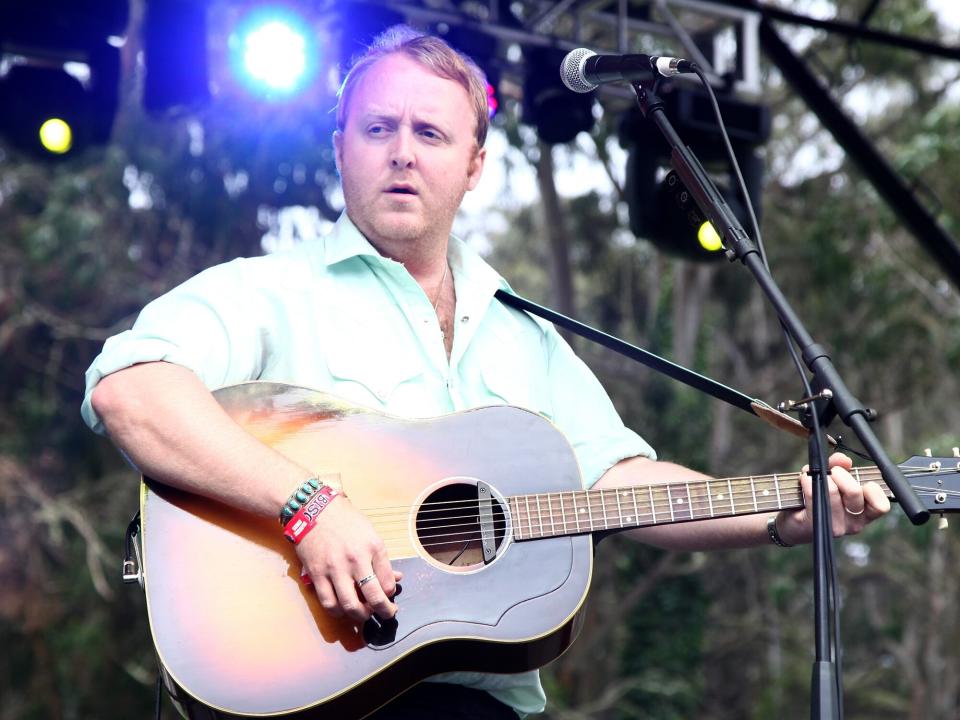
left=953, top=447, right=959, bottom=458
left=938, top=514, right=949, bottom=530
left=924, top=448, right=933, bottom=457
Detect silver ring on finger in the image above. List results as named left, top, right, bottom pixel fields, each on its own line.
left=844, top=505, right=865, bottom=516
left=356, top=572, right=377, bottom=588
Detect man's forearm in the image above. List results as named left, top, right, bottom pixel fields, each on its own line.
left=91, top=361, right=309, bottom=518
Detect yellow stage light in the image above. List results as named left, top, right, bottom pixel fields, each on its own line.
left=697, top=221, right=724, bottom=252
left=38, top=118, right=73, bottom=154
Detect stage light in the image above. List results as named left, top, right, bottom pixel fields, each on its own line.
left=0, top=2, right=125, bottom=156
left=38, top=118, right=73, bottom=154
left=0, top=63, right=96, bottom=157
left=621, top=86, right=769, bottom=261
left=524, top=47, right=594, bottom=144
left=229, top=9, right=317, bottom=99
left=486, top=80, right=499, bottom=119
left=243, top=21, right=307, bottom=90
left=698, top=221, right=723, bottom=252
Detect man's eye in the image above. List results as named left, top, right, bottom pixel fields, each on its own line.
left=368, top=125, right=388, bottom=135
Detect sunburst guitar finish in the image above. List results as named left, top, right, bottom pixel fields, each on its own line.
left=141, top=382, right=592, bottom=719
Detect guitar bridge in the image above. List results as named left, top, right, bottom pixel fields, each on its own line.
left=477, top=481, right=497, bottom=564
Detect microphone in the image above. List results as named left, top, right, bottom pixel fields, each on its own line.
left=560, top=48, right=695, bottom=93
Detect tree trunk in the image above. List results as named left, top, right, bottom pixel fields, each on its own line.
left=536, top=142, right=576, bottom=320
left=671, top=262, right=714, bottom=368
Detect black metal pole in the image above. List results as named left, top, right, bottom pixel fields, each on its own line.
left=633, top=78, right=928, bottom=523
left=628, top=74, right=930, bottom=719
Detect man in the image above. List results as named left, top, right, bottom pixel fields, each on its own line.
left=82, top=25, right=890, bottom=718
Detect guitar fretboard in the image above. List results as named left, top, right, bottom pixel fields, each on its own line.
left=508, top=466, right=892, bottom=540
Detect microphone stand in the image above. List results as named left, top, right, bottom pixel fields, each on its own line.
left=627, top=77, right=929, bottom=720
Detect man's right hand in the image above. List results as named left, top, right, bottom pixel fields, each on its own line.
left=91, top=363, right=401, bottom=622
left=295, top=496, right=402, bottom=622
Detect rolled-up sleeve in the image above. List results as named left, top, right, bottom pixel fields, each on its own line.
left=543, top=327, right=656, bottom=488
left=81, top=259, right=263, bottom=434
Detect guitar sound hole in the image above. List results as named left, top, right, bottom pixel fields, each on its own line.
left=415, top=483, right=506, bottom=568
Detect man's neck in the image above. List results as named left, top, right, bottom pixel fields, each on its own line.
left=355, top=224, right=450, bottom=288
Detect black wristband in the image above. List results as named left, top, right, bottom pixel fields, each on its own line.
left=767, top=515, right=794, bottom=548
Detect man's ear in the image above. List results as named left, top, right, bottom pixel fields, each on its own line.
left=466, top=146, right=486, bottom=191
left=333, top=130, right=344, bottom=175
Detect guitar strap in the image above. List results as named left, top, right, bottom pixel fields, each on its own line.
left=494, top=289, right=814, bottom=441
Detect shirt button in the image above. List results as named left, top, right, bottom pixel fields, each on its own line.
left=461, top=315, right=469, bottom=323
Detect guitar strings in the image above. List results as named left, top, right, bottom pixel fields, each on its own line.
left=360, top=465, right=945, bottom=520
left=362, top=468, right=954, bottom=532
left=360, top=468, right=959, bottom=551
left=391, top=484, right=960, bottom=555
left=358, top=464, right=925, bottom=518
left=381, top=501, right=960, bottom=555
left=384, top=491, right=960, bottom=555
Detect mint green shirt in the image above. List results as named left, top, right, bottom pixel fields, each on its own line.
left=82, top=213, right=654, bottom=715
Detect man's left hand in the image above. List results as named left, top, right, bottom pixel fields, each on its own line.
left=776, top=452, right=892, bottom=545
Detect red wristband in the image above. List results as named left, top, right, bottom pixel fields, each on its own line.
left=283, top=485, right=341, bottom=544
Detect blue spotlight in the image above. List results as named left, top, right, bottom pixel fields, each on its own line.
left=230, top=9, right=316, bottom=98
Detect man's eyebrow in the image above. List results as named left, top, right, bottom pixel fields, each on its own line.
left=357, top=111, right=399, bottom=124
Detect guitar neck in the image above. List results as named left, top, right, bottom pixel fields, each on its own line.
left=508, top=467, right=892, bottom=540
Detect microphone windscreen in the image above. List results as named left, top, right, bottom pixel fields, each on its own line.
left=560, top=48, right=597, bottom=93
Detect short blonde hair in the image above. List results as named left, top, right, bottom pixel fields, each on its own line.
left=336, top=25, right=491, bottom=148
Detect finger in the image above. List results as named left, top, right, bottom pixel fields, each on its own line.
left=358, top=578, right=398, bottom=620
left=826, top=477, right=849, bottom=537
left=800, top=465, right=846, bottom=536
left=371, top=542, right=396, bottom=597
left=332, top=569, right=370, bottom=623
left=776, top=471, right=813, bottom=545
left=361, top=545, right=399, bottom=618
left=863, top=481, right=892, bottom=518
left=827, top=452, right=853, bottom=471
left=830, top=464, right=865, bottom=516
left=797, top=469, right=814, bottom=518
left=312, top=575, right=343, bottom=617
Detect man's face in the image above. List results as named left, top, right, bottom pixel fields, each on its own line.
left=334, top=53, right=486, bottom=255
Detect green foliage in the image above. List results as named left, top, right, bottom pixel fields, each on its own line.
left=617, top=547, right=707, bottom=719
left=2, top=0, right=960, bottom=718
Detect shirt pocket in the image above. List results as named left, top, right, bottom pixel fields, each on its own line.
left=323, top=336, right=424, bottom=410
left=478, top=358, right=553, bottom=421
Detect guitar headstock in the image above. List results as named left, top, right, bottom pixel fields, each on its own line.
left=902, top=449, right=960, bottom=515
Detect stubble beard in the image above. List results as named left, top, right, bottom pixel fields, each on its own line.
left=345, top=186, right=463, bottom=263
left=346, top=196, right=434, bottom=263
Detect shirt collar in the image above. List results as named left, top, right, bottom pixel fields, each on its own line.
left=320, top=211, right=511, bottom=295
left=447, top=232, right=511, bottom=299
left=321, top=212, right=384, bottom=267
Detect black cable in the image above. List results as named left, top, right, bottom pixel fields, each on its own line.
left=689, top=65, right=845, bottom=718
left=155, top=673, right=162, bottom=720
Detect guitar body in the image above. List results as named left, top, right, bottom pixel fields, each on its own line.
left=142, top=382, right=593, bottom=719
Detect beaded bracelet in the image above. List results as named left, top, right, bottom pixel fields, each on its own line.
left=279, top=477, right=325, bottom=526
left=283, top=484, right=342, bottom=545
left=766, top=515, right=794, bottom=548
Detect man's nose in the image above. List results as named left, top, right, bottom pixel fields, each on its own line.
left=389, top=131, right=415, bottom=169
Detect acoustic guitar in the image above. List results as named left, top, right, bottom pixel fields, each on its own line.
left=135, top=381, right=958, bottom=718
